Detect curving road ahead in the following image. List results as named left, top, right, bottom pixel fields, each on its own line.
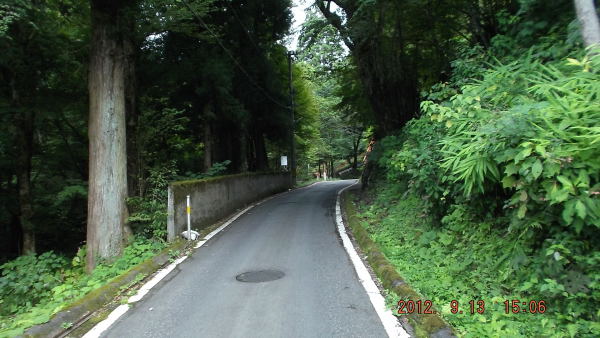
left=100, top=180, right=388, bottom=338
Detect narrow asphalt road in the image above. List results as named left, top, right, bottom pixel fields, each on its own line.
left=101, top=180, right=388, bottom=338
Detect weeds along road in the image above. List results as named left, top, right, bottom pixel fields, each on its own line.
left=100, top=180, right=388, bottom=338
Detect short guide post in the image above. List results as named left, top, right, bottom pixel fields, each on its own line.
left=186, top=195, right=191, bottom=241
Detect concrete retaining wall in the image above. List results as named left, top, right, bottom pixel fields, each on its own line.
left=167, top=172, right=291, bottom=241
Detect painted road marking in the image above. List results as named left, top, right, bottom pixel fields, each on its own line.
left=82, top=186, right=301, bottom=338
left=335, top=182, right=409, bottom=338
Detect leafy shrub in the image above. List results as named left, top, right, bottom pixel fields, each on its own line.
left=0, top=252, right=67, bottom=315
left=127, top=198, right=168, bottom=241
left=0, top=237, right=165, bottom=336
left=128, top=160, right=233, bottom=242
left=423, top=54, right=600, bottom=232
left=372, top=52, right=600, bottom=336
left=357, top=184, right=600, bottom=337
left=146, top=163, right=178, bottom=202
left=374, top=119, right=449, bottom=219
left=176, top=160, right=232, bottom=180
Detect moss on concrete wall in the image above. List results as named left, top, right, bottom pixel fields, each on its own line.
left=167, top=172, right=291, bottom=241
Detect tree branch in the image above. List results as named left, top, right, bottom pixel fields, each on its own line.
left=315, top=1, right=355, bottom=50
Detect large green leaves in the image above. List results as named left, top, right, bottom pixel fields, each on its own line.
left=422, top=53, right=600, bottom=231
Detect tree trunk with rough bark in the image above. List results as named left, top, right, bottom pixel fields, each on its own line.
left=11, top=76, right=36, bottom=254
left=15, top=111, right=35, bottom=255
left=125, top=25, right=139, bottom=198
left=238, top=132, right=248, bottom=172
left=574, top=0, right=600, bottom=48
left=352, top=130, right=362, bottom=170
left=360, top=138, right=376, bottom=190
left=87, top=0, right=131, bottom=272
left=317, top=0, right=418, bottom=136
left=123, top=11, right=136, bottom=241
left=203, top=107, right=212, bottom=172
left=252, top=129, right=269, bottom=171
left=330, top=159, right=334, bottom=178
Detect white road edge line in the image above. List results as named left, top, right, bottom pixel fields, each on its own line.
left=336, top=182, right=409, bottom=338
left=82, top=185, right=302, bottom=338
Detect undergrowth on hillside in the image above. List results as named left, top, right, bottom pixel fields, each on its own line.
left=360, top=52, right=599, bottom=337
left=356, top=184, right=598, bottom=337
left=0, top=159, right=233, bottom=337
left=0, top=238, right=165, bottom=337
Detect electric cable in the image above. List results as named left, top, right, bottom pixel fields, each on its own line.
left=179, top=0, right=291, bottom=110
left=223, top=1, right=262, bottom=53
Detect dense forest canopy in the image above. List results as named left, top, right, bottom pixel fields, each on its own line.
left=1, top=0, right=599, bottom=336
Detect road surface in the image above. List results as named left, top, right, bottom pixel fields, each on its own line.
left=101, top=180, right=388, bottom=337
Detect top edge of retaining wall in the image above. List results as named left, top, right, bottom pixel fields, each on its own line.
left=170, top=171, right=288, bottom=186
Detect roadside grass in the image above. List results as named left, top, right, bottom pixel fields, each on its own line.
left=295, top=176, right=340, bottom=188
left=0, top=185, right=284, bottom=337
left=351, top=183, right=588, bottom=337
left=0, top=237, right=167, bottom=337
left=342, top=188, right=451, bottom=337
left=295, top=177, right=320, bottom=188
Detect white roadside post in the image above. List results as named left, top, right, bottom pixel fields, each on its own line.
left=186, top=195, right=191, bottom=241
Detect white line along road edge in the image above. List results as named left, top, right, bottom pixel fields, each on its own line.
left=336, top=182, right=409, bottom=338
left=82, top=186, right=297, bottom=338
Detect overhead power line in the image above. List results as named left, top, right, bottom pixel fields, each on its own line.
left=179, top=0, right=291, bottom=110
left=223, top=1, right=262, bottom=53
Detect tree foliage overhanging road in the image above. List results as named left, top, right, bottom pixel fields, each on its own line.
left=1, top=0, right=600, bottom=336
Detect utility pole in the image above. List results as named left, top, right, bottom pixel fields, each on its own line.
left=287, top=50, right=297, bottom=186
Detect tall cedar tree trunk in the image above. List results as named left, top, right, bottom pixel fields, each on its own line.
left=253, top=129, right=269, bottom=171
left=203, top=123, right=212, bottom=171
left=202, top=101, right=215, bottom=172
left=352, top=130, right=362, bottom=170
left=228, top=125, right=247, bottom=172
left=123, top=14, right=135, bottom=239
left=87, top=0, right=131, bottom=271
left=330, top=159, right=334, bottom=178
left=125, top=22, right=140, bottom=198
left=12, top=77, right=36, bottom=254
left=574, top=0, right=600, bottom=48
left=239, top=132, right=248, bottom=172
left=15, top=112, right=35, bottom=254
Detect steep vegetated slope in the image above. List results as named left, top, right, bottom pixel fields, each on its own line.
left=355, top=2, right=599, bottom=336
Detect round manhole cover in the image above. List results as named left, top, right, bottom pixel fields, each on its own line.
left=236, top=269, right=285, bottom=283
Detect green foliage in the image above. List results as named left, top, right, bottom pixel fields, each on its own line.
left=374, top=119, right=447, bottom=217
left=490, top=0, right=577, bottom=61
left=52, top=181, right=87, bottom=209
left=178, top=160, right=231, bottom=181
left=0, top=237, right=165, bottom=336
left=204, top=160, right=230, bottom=177
left=356, top=185, right=600, bottom=337
left=298, top=9, right=347, bottom=76
left=127, top=198, right=168, bottom=241
left=0, top=0, right=90, bottom=258
left=145, top=162, right=179, bottom=202
left=127, top=159, right=232, bottom=242
left=0, top=2, right=24, bottom=37
left=370, top=50, right=600, bottom=336
left=0, top=252, right=67, bottom=315
left=422, top=53, right=600, bottom=232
